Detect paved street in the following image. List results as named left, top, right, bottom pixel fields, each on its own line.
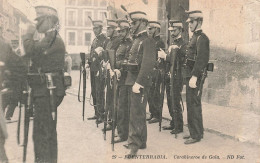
left=4, top=70, right=260, bottom=163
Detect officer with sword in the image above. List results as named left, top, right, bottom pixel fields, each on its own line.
left=22, top=5, right=66, bottom=162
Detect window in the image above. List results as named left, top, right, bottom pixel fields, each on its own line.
left=100, top=0, right=107, bottom=7
left=84, top=32, right=91, bottom=45
left=68, top=31, right=76, bottom=45
left=67, top=0, right=76, bottom=5
left=84, top=11, right=92, bottom=27
left=78, top=0, right=92, bottom=6
left=67, top=9, right=77, bottom=26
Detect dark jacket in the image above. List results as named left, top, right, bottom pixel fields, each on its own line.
left=166, top=37, right=186, bottom=78
left=23, top=31, right=66, bottom=97
left=185, top=30, right=209, bottom=78
left=125, top=32, right=156, bottom=87
left=89, top=33, right=108, bottom=71
left=115, top=37, right=132, bottom=86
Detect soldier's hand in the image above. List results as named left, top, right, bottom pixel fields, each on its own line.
left=189, top=76, right=197, bottom=88
left=109, top=69, right=115, bottom=78
left=26, top=25, right=36, bottom=34
left=95, top=47, right=104, bottom=56
left=158, top=48, right=167, bottom=60
left=168, top=45, right=180, bottom=53
left=132, top=82, right=143, bottom=93
left=114, top=69, right=121, bottom=80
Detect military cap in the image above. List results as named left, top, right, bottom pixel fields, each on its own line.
left=106, top=19, right=118, bottom=28
left=168, top=20, right=183, bottom=30
left=92, top=20, right=103, bottom=27
left=129, top=11, right=148, bottom=21
left=35, top=6, right=58, bottom=20
left=148, top=21, right=161, bottom=29
left=186, top=10, right=203, bottom=22
left=115, top=19, right=130, bottom=30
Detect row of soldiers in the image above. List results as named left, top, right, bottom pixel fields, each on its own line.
left=86, top=8, right=210, bottom=156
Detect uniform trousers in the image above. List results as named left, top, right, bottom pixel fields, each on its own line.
left=117, top=85, right=130, bottom=140
left=186, top=77, right=204, bottom=140
left=147, top=70, right=161, bottom=119
left=128, top=87, right=149, bottom=149
left=33, top=95, right=63, bottom=163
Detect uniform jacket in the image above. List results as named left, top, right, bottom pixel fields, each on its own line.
left=115, top=37, right=132, bottom=86
left=125, top=31, right=156, bottom=87
left=103, top=36, right=121, bottom=62
left=23, top=31, right=66, bottom=97
left=166, top=37, right=186, bottom=78
left=185, top=30, right=209, bottom=77
left=89, top=33, right=108, bottom=72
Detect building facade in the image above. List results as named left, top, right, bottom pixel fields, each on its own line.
left=63, top=0, right=107, bottom=55
left=0, top=0, right=32, bottom=44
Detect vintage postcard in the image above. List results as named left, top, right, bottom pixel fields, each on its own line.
left=0, top=0, right=259, bottom=162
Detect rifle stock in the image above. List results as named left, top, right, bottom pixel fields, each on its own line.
left=79, top=53, right=87, bottom=121
left=169, top=48, right=178, bottom=138
left=23, top=85, right=33, bottom=162
left=159, top=64, right=166, bottom=132
left=111, top=75, right=117, bottom=151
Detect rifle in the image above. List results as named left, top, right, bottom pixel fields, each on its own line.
left=103, top=61, right=108, bottom=140
left=22, top=83, right=32, bottom=162
left=120, top=5, right=131, bottom=21
left=107, top=49, right=117, bottom=151
left=111, top=72, right=118, bottom=151
left=78, top=53, right=87, bottom=121
left=169, top=47, right=178, bottom=138
left=158, top=60, right=166, bottom=132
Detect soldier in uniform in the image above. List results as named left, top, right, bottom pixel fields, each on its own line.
left=124, top=11, right=156, bottom=155
left=183, top=10, right=209, bottom=144
left=112, top=19, right=132, bottom=143
left=158, top=20, right=186, bottom=134
left=100, top=19, right=121, bottom=130
left=146, top=21, right=165, bottom=124
left=22, top=6, right=65, bottom=162
left=87, top=20, right=107, bottom=124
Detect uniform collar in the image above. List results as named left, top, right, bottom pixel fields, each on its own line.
left=154, top=35, right=161, bottom=40
left=96, top=33, right=105, bottom=39
left=194, top=29, right=202, bottom=34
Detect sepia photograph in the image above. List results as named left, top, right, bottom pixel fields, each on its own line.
left=0, top=0, right=259, bottom=162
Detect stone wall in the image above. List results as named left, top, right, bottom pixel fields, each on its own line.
left=190, top=0, right=260, bottom=113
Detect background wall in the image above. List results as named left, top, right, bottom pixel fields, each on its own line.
left=190, top=0, right=260, bottom=113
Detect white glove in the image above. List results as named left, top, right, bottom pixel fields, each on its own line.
left=114, top=69, right=121, bottom=80
left=0, top=61, right=5, bottom=66
left=158, top=48, right=167, bottom=60
left=189, top=76, right=197, bottom=88
left=109, top=69, right=115, bottom=78
left=168, top=45, right=180, bottom=53
left=106, top=62, right=111, bottom=70
left=132, top=82, right=144, bottom=93
left=94, top=47, right=104, bottom=55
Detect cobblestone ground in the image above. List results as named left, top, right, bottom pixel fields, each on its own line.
left=4, top=70, right=260, bottom=163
